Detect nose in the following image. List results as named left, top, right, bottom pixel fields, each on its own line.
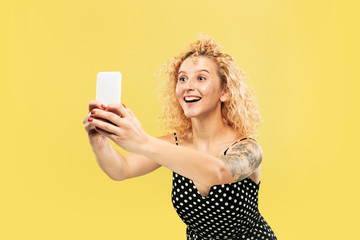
left=184, top=78, right=195, bottom=91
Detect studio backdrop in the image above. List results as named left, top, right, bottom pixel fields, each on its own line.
left=1, top=0, right=359, bottom=239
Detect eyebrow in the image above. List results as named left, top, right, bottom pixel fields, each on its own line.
left=178, top=69, right=210, bottom=75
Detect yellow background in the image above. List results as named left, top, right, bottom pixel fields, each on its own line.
left=1, top=0, right=359, bottom=239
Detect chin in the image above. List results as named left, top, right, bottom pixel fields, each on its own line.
left=183, top=113, right=196, bottom=119
left=182, top=110, right=196, bottom=118
left=183, top=110, right=202, bottom=119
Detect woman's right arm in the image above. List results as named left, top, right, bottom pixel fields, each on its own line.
left=91, top=141, right=163, bottom=181
left=91, top=136, right=177, bottom=181
left=83, top=100, right=172, bottom=181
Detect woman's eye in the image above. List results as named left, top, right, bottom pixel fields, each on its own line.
left=178, top=77, right=186, bottom=82
left=199, top=76, right=206, bottom=81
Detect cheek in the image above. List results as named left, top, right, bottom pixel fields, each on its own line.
left=175, top=85, right=182, bottom=100
left=199, top=83, right=219, bottom=97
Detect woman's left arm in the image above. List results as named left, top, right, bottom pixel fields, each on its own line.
left=89, top=104, right=262, bottom=187
left=142, top=136, right=262, bottom=186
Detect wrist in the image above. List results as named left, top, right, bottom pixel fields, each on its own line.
left=89, top=137, right=110, bottom=152
left=138, top=134, right=155, bottom=156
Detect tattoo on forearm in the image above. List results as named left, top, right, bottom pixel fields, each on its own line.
left=221, top=141, right=263, bottom=182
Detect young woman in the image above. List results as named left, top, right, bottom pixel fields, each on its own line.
left=83, top=35, right=277, bottom=240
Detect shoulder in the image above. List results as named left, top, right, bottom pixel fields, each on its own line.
left=158, top=131, right=193, bottom=145
left=157, top=133, right=177, bottom=144
left=225, top=138, right=263, bottom=163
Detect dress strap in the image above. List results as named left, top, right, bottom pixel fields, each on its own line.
left=230, top=137, right=256, bottom=146
left=173, top=132, right=179, bottom=145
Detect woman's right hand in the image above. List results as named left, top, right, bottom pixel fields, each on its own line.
left=83, top=100, right=109, bottom=150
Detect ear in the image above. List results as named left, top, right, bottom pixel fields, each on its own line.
left=220, top=86, right=230, bottom=102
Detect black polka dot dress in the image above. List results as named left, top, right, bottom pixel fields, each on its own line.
left=171, top=133, right=277, bottom=240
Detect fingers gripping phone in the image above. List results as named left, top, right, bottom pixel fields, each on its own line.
left=96, top=72, right=122, bottom=106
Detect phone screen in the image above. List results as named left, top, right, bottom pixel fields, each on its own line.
left=96, top=72, right=122, bottom=106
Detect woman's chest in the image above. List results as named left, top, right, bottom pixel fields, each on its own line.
left=192, top=168, right=260, bottom=197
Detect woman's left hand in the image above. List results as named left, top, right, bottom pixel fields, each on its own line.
left=88, top=104, right=150, bottom=154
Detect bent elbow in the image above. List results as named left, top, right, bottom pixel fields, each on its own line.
left=108, top=173, right=126, bottom=181
left=210, top=165, right=227, bottom=186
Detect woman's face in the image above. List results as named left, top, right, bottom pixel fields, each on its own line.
left=175, top=56, right=227, bottom=119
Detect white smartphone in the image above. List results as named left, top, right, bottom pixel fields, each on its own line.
left=96, top=72, right=122, bottom=106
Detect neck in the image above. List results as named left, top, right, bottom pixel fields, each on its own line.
left=189, top=110, right=234, bottom=151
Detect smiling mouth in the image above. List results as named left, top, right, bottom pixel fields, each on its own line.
left=184, top=97, right=202, bottom=103
left=185, top=99, right=201, bottom=103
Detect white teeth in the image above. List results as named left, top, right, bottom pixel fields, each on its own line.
left=184, top=97, right=201, bottom=101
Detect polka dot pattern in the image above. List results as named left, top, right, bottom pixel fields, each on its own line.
left=171, top=133, right=276, bottom=239
left=172, top=173, right=277, bottom=239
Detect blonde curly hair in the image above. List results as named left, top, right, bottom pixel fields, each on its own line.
left=158, top=34, right=262, bottom=138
